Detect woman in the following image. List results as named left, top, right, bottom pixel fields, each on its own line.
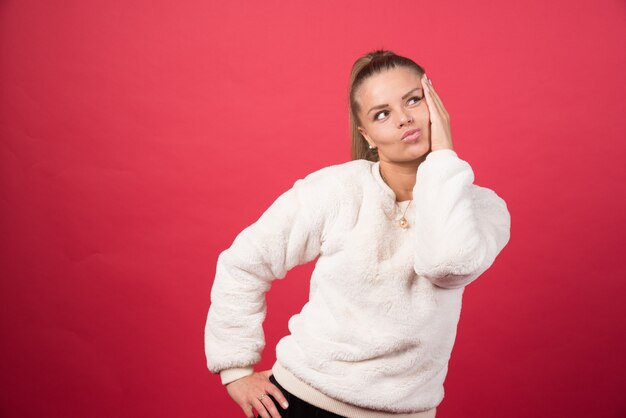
left=205, top=49, right=511, bottom=418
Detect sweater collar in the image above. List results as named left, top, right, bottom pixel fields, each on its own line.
left=371, top=160, right=398, bottom=218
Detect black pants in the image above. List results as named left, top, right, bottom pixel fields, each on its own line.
left=256, top=374, right=345, bottom=418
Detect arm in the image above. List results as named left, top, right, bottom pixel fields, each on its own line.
left=204, top=169, right=340, bottom=385
left=412, top=149, right=511, bottom=289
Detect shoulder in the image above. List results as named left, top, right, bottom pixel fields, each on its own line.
left=299, top=159, right=373, bottom=185
left=291, top=160, right=372, bottom=212
left=304, top=159, right=373, bottom=177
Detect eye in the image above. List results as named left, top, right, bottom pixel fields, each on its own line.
left=408, top=95, right=423, bottom=105
left=373, top=110, right=389, bottom=121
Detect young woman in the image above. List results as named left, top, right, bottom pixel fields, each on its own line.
left=205, top=49, right=511, bottom=418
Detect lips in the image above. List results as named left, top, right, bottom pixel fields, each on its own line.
left=401, top=129, right=422, bottom=143
left=401, top=129, right=420, bottom=139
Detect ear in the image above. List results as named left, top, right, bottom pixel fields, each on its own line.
left=357, top=126, right=375, bottom=148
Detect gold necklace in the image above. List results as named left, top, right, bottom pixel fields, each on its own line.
left=380, top=166, right=413, bottom=229
left=397, top=201, right=412, bottom=229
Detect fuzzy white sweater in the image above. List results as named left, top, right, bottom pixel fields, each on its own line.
left=204, top=149, right=511, bottom=416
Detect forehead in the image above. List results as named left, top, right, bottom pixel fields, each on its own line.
left=357, top=67, right=421, bottom=105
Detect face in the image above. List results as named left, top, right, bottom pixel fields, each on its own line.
left=356, top=66, right=430, bottom=163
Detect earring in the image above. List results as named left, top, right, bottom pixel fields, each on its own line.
left=369, top=144, right=376, bottom=149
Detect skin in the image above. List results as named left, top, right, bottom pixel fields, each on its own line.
left=356, top=66, right=454, bottom=202
left=226, top=369, right=288, bottom=418
left=225, top=66, right=455, bottom=418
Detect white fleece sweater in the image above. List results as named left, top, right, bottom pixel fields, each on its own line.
left=204, top=149, right=511, bottom=416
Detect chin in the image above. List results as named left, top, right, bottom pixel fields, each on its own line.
left=393, top=152, right=428, bottom=164
left=382, top=143, right=430, bottom=162
left=409, top=144, right=430, bottom=157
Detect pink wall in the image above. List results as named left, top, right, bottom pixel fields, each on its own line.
left=1, top=1, right=624, bottom=417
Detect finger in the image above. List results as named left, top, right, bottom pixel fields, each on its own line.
left=266, top=383, right=289, bottom=410
left=252, top=398, right=271, bottom=418
left=241, top=404, right=255, bottom=418
left=424, top=81, right=448, bottom=126
left=423, top=76, right=443, bottom=117
left=423, top=76, right=449, bottom=119
left=421, top=76, right=439, bottom=123
left=259, top=395, right=282, bottom=418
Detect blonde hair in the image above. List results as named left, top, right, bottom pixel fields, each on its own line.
left=349, top=49, right=426, bottom=161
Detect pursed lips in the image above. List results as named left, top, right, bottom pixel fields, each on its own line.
left=401, top=128, right=421, bottom=140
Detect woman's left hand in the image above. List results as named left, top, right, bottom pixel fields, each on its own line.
left=422, top=74, right=454, bottom=152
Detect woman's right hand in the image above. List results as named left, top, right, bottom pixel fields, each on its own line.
left=225, top=369, right=289, bottom=418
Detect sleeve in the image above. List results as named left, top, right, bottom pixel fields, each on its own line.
left=204, top=169, right=341, bottom=385
left=412, top=149, right=511, bottom=289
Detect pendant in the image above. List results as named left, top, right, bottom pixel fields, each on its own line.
left=399, top=217, right=409, bottom=229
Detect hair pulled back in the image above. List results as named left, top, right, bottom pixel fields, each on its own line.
left=349, top=49, right=426, bottom=161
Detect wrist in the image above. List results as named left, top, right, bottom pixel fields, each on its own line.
left=430, top=144, right=454, bottom=152
left=220, top=366, right=255, bottom=385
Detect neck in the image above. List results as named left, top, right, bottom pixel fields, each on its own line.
left=379, top=157, right=425, bottom=202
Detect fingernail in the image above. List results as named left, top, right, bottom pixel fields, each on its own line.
left=282, top=402, right=289, bottom=408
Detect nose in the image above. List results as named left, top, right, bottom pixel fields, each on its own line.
left=398, top=111, right=414, bottom=127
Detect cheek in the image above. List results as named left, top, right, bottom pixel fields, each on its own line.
left=373, top=126, right=398, bottom=143
left=414, top=105, right=430, bottom=121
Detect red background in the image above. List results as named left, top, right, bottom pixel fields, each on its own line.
left=1, top=1, right=625, bottom=417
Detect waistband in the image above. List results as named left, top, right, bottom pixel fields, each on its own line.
left=271, top=361, right=437, bottom=418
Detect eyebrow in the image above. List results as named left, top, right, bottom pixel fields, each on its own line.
left=367, top=87, right=423, bottom=115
